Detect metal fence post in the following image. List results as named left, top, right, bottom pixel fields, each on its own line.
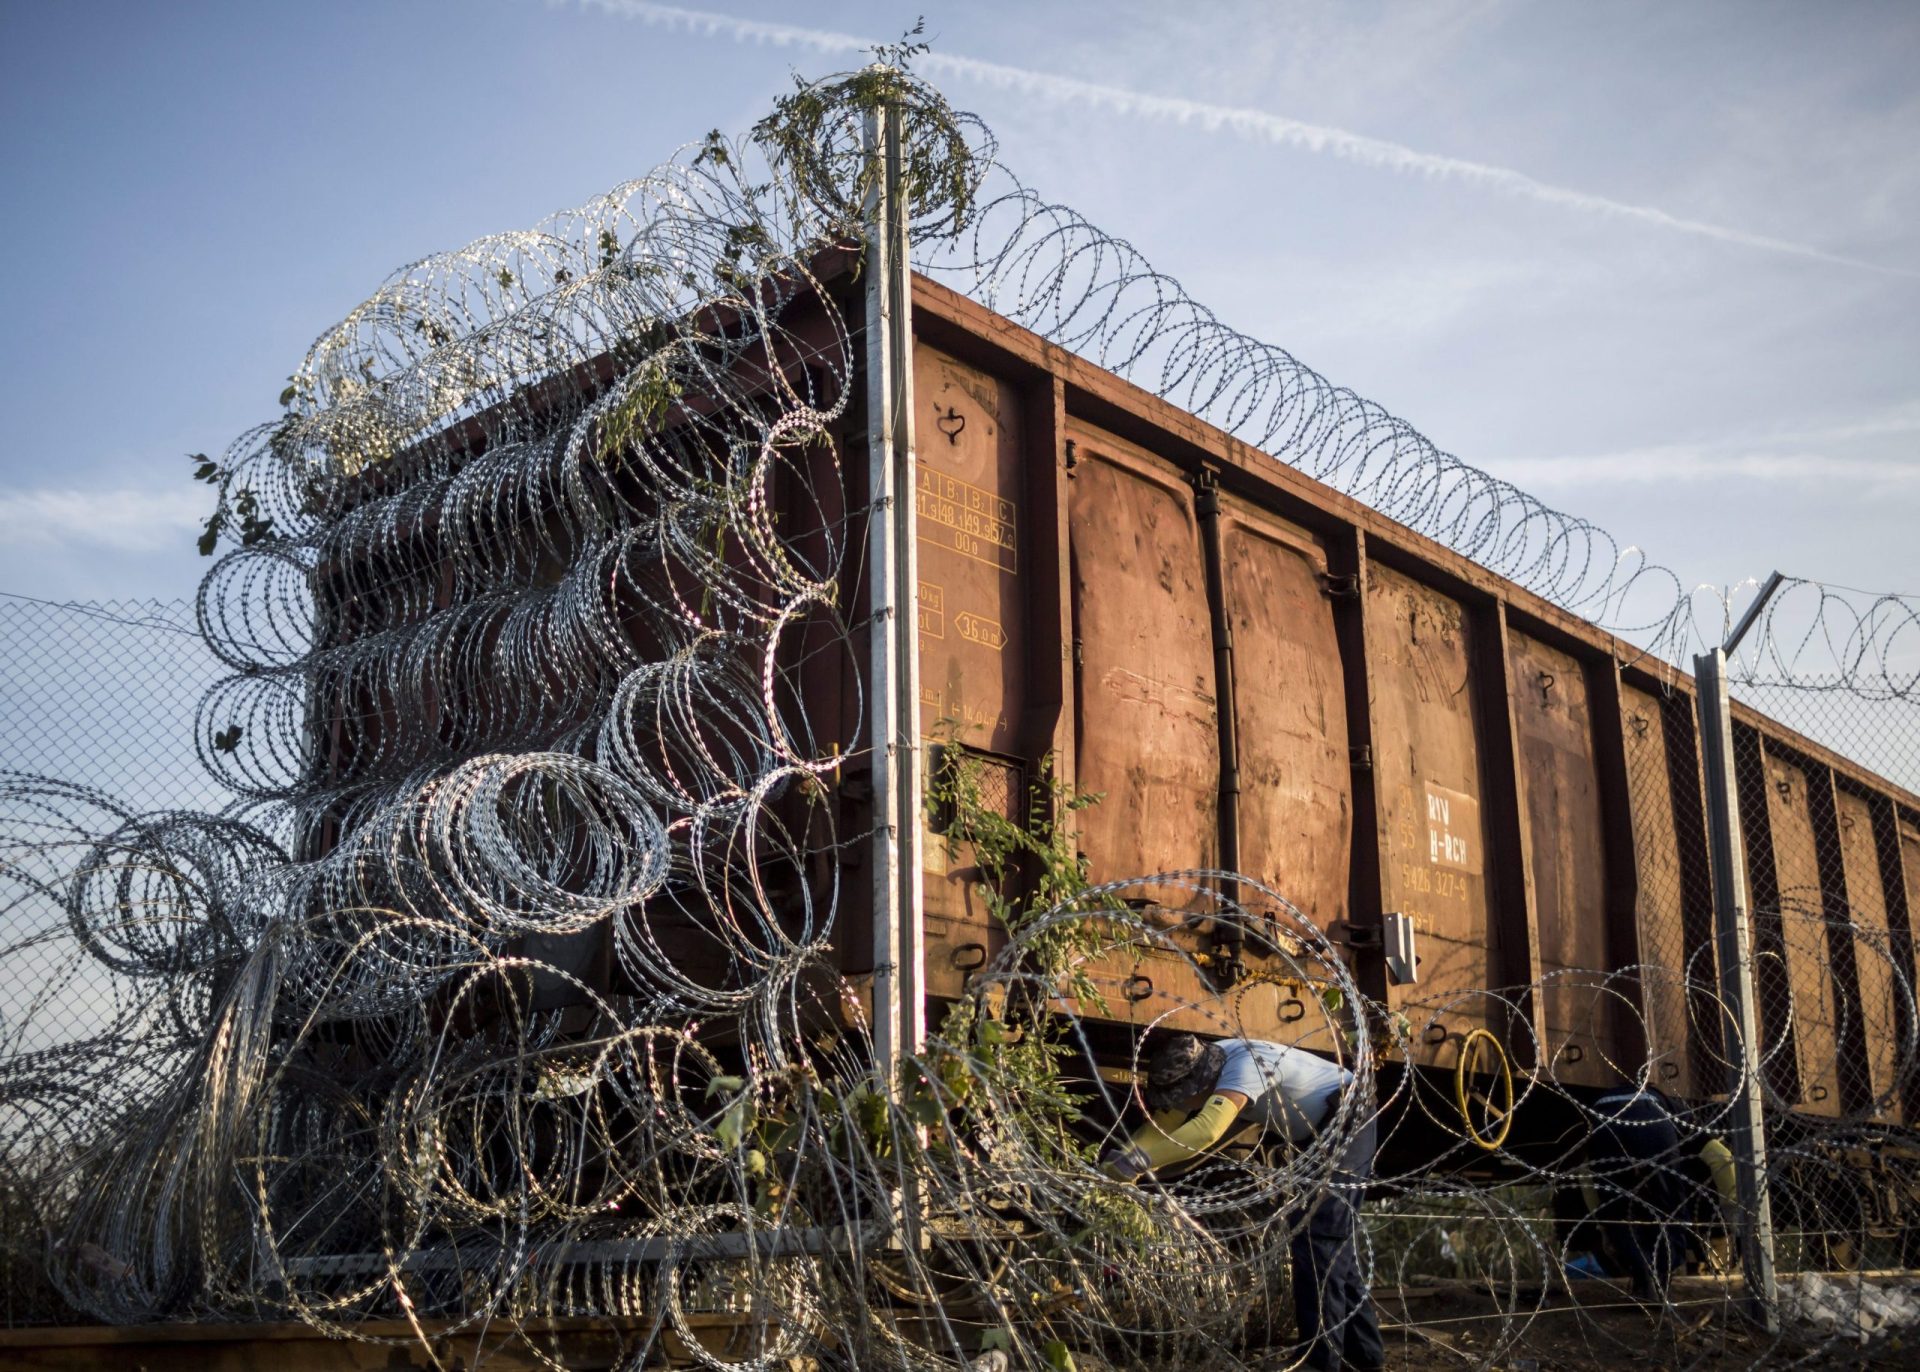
left=864, top=82, right=924, bottom=1084
left=1696, top=615, right=1781, bottom=1330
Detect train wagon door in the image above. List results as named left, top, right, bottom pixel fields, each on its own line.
left=1834, top=786, right=1902, bottom=1121
left=1214, top=495, right=1352, bottom=935
left=1757, top=748, right=1844, bottom=1117
left=1364, top=564, right=1504, bottom=1058
left=1619, top=683, right=1717, bottom=1098
left=911, top=342, right=1030, bottom=998
left=1212, top=497, right=1355, bottom=1055
left=1057, top=421, right=1235, bottom=1037
left=1063, top=423, right=1220, bottom=890
left=1506, top=630, right=1630, bottom=1086
left=1061, top=421, right=1353, bottom=1048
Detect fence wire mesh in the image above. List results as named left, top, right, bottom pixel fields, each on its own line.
left=1723, top=580, right=1920, bottom=1306
left=0, top=596, right=233, bottom=815
left=0, top=594, right=238, bottom=1326
left=4, top=559, right=1916, bottom=1363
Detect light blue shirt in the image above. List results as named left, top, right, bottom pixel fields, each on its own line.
left=1214, top=1038, right=1352, bottom=1143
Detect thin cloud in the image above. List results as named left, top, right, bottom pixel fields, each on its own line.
left=0, top=488, right=206, bottom=553
left=1498, top=402, right=1920, bottom=488
left=1495, top=445, right=1920, bottom=490
left=1758, top=402, right=1920, bottom=446
left=577, top=0, right=1919, bottom=281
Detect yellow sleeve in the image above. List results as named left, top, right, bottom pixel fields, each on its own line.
left=1700, top=1138, right=1738, bottom=1208
left=1127, top=1094, right=1245, bottom=1172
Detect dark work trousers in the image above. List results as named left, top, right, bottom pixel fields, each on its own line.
left=1588, top=1093, right=1688, bottom=1297
left=1288, top=1115, right=1383, bottom=1372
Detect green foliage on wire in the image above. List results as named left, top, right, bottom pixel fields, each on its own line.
left=187, top=451, right=274, bottom=556
left=923, top=733, right=1112, bottom=996
left=749, top=20, right=986, bottom=235
left=911, top=729, right=1126, bottom=1174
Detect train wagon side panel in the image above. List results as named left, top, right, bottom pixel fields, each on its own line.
left=1758, top=748, right=1844, bottom=1117
left=1364, top=563, right=1505, bottom=1052
left=911, top=342, right=1033, bottom=999
left=889, top=278, right=1920, bottom=1110
left=1064, top=421, right=1221, bottom=890
left=1505, top=631, right=1622, bottom=1085
left=1619, top=681, right=1717, bottom=1098
left=1835, top=785, right=1902, bottom=1122
left=1216, top=493, right=1352, bottom=934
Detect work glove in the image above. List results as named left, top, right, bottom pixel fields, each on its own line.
left=1099, top=1146, right=1149, bottom=1182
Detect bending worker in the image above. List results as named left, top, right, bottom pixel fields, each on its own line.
left=1101, top=1032, right=1383, bottom=1372
left=1586, top=1082, right=1740, bottom=1298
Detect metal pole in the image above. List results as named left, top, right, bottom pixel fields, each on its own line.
left=1694, top=645, right=1779, bottom=1331
left=1723, top=571, right=1785, bottom=658
left=864, top=87, right=924, bottom=1083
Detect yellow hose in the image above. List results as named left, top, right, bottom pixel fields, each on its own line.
left=1454, top=1027, right=1514, bottom=1151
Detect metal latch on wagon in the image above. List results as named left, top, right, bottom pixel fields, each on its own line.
left=1327, top=912, right=1420, bottom=986
left=1381, top=911, right=1419, bottom=985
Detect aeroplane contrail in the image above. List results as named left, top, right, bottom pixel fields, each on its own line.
left=575, top=0, right=1919, bottom=281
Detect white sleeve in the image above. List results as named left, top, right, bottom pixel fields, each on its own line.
left=1213, top=1042, right=1270, bottom=1099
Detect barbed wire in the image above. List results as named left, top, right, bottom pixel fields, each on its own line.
left=1, top=62, right=1917, bottom=1370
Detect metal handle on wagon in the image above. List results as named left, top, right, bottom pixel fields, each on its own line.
left=1454, top=1027, right=1515, bottom=1152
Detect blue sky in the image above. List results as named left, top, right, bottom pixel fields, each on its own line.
left=2, top=0, right=1915, bottom=620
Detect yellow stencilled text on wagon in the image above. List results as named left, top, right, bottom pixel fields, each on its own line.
left=916, top=468, right=1017, bottom=572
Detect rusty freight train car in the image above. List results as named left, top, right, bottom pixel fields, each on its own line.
left=307, top=264, right=1920, bottom=1150
left=896, top=275, right=1918, bottom=1125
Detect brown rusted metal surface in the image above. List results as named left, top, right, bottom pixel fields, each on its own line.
left=1325, top=532, right=1389, bottom=1007
left=920, top=270, right=1920, bottom=794
left=1471, top=602, right=1551, bottom=1071
left=1733, top=722, right=1802, bottom=1106
left=912, top=343, right=1032, bottom=999
left=1621, top=681, right=1713, bottom=1097
left=1504, top=630, right=1621, bottom=1085
left=1805, top=768, right=1874, bottom=1118
left=1758, top=747, right=1843, bottom=1116
left=1589, top=661, right=1650, bottom=1077
left=1071, top=938, right=1331, bottom=1041
left=1659, top=689, right=1728, bottom=1094
left=1899, top=815, right=1920, bottom=918
left=697, top=275, right=1920, bottom=1108
left=1015, top=375, right=1074, bottom=781
left=1065, top=421, right=1220, bottom=889
left=1879, top=802, right=1920, bottom=1122
left=1217, top=496, right=1351, bottom=935
left=1835, top=784, right=1901, bottom=1120
left=914, top=342, right=1027, bottom=756
left=1362, top=563, right=1502, bottom=1053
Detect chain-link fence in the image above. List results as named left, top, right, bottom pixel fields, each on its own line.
left=1724, top=581, right=1920, bottom=1287
left=3, top=576, right=1914, bottom=1345
left=1730, top=578, right=1919, bottom=795
left=0, top=595, right=231, bottom=814
left=1602, top=576, right=1920, bottom=1356
left=0, top=592, right=236, bottom=1327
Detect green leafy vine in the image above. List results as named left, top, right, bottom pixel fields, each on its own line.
left=908, top=732, right=1126, bottom=1168
left=749, top=22, right=981, bottom=235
